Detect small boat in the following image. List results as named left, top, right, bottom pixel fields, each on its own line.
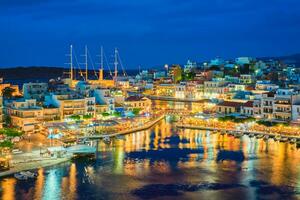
left=116, top=135, right=125, bottom=140
left=103, top=136, right=111, bottom=144
left=248, top=133, right=255, bottom=138
left=256, top=134, right=263, bottom=139
left=227, top=131, right=234, bottom=136
left=20, top=171, right=37, bottom=178
left=289, top=138, right=297, bottom=144
left=274, top=135, right=281, bottom=141
left=263, top=135, right=269, bottom=141
left=234, top=133, right=243, bottom=138
left=14, top=173, right=28, bottom=180
left=279, top=137, right=288, bottom=143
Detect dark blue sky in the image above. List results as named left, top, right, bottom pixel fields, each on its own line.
left=1, top=0, right=300, bottom=69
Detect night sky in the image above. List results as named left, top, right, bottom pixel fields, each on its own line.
left=1, top=0, right=300, bottom=69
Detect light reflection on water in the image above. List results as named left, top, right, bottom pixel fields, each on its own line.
left=0, top=119, right=300, bottom=200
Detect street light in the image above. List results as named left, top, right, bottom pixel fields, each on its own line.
left=6, top=154, right=11, bottom=168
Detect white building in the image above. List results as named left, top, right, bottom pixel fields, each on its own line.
left=7, top=99, right=43, bottom=133
left=93, top=88, right=115, bottom=113
left=45, top=93, right=96, bottom=119
left=23, top=82, right=48, bottom=101
left=235, top=57, right=254, bottom=65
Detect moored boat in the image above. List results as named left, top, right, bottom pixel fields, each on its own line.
left=256, top=134, right=263, bottom=139
left=14, top=173, right=28, bottom=180
left=103, top=136, right=111, bottom=144
left=274, top=135, right=281, bottom=141
left=14, top=171, right=37, bottom=180
left=263, top=135, right=269, bottom=141
left=289, top=138, right=297, bottom=144
left=279, top=137, right=288, bottom=143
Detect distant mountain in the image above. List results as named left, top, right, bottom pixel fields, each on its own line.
left=0, top=66, right=139, bottom=84
left=0, top=66, right=66, bottom=81
left=258, top=53, right=300, bottom=66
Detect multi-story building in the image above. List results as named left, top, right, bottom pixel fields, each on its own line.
left=45, top=93, right=96, bottom=119
left=75, top=81, right=93, bottom=97
left=251, top=89, right=300, bottom=122
left=175, top=83, right=186, bottom=99
left=155, top=84, right=176, bottom=97
left=255, top=81, right=279, bottom=91
left=23, top=82, right=48, bottom=102
left=273, top=89, right=300, bottom=122
left=235, top=57, right=254, bottom=65
left=240, top=101, right=254, bottom=117
left=204, top=79, right=228, bottom=99
left=93, top=88, right=115, bottom=114
left=124, top=96, right=151, bottom=112
left=184, top=60, right=197, bottom=73
left=7, top=99, right=43, bottom=133
left=292, top=105, right=300, bottom=123
left=239, top=74, right=254, bottom=84
left=216, top=101, right=244, bottom=115
left=261, top=92, right=275, bottom=120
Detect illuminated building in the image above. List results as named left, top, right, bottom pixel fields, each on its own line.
left=7, top=99, right=43, bottom=133
left=124, top=96, right=151, bottom=112
left=216, top=101, right=244, bottom=115
left=45, top=93, right=95, bottom=119
left=23, top=82, right=48, bottom=102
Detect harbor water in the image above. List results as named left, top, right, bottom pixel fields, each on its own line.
left=0, top=118, right=299, bottom=200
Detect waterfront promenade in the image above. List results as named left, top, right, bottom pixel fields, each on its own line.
left=0, top=150, right=71, bottom=177
left=146, top=95, right=209, bottom=103
left=176, top=123, right=300, bottom=141
left=78, top=114, right=165, bottom=140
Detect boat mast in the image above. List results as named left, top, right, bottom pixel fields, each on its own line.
left=69, top=45, right=73, bottom=80
left=99, top=46, right=104, bottom=81
left=114, top=48, right=118, bottom=81
left=85, top=45, right=88, bottom=81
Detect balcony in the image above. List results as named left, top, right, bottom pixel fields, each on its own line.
left=274, top=109, right=291, bottom=113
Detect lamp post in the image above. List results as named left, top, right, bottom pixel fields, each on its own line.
left=6, top=154, right=11, bottom=168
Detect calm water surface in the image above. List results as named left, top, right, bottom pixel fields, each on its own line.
left=1, top=119, right=300, bottom=200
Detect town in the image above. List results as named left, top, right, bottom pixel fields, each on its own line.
left=0, top=48, right=300, bottom=179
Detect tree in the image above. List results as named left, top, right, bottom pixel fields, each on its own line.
left=2, top=87, right=15, bottom=99
left=132, top=108, right=141, bottom=115
left=83, top=114, right=92, bottom=119
left=0, top=140, right=14, bottom=149
left=0, top=128, right=23, bottom=137
left=4, top=115, right=11, bottom=127
left=113, top=111, right=122, bottom=117
left=69, top=115, right=81, bottom=121
left=101, top=112, right=110, bottom=117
